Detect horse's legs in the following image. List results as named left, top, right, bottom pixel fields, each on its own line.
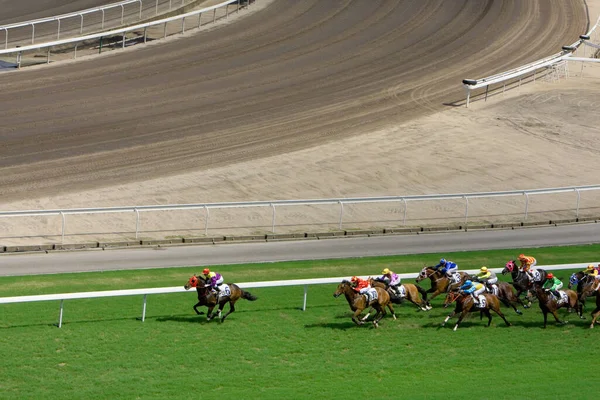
left=386, top=302, right=397, bottom=320
left=484, top=309, right=492, bottom=327
left=549, top=309, right=566, bottom=325
left=502, top=296, right=522, bottom=315
left=352, top=308, right=365, bottom=326
left=206, top=305, right=216, bottom=321
left=442, top=310, right=456, bottom=327
left=453, top=310, right=469, bottom=331
left=542, top=310, right=548, bottom=328
left=590, top=307, right=600, bottom=328
left=492, top=306, right=512, bottom=326
left=220, top=300, right=236, bottom=322
left=193, top=302, right=205, bottom=315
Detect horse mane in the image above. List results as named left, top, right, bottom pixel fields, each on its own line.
left=341, top=280, right=351, bottom=284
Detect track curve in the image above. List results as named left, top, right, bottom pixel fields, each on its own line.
left=0, top=0, right=588, bottom=201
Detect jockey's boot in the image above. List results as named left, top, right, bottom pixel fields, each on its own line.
left=471, top=295, right=479, bottom=305
left=552, top=290, right=560, bottom=302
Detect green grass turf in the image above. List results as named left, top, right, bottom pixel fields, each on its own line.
left=0, top=244, right=599, bottom=399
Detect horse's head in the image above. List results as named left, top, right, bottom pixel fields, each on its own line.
left=184, top=275, right=206, bottom=290
left=333, top=281, right=351, bottom=298
left=415, top=266, right=433, bottom=283
left=568, top=273, right=580, bottom=289
left=443, top=290, right=461, bottom=308
left=502, top=260, right=516, bottom=275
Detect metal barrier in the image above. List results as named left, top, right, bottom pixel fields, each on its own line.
left=0, top=0, right=201, bottom=49
left=0, top=263, right=594, bottom=327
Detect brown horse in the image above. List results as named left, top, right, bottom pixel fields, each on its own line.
left=568, top=271, right=599, bottom=308
left=441, top=291, right=511, bottom=331
left=530, top=284, right=583, bottom=328
left=415, top=266, right=470, bottom=302
left=333, top=280, right=394, bottom=327
left=590, top=290, right=600, bottom=328
left=184, top=275, right=257, bottom=322
left=369, top=278, right=431, bottom=311
left=475, top=280, right=525, bottom=315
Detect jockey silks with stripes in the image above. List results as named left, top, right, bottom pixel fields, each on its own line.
left=202, top=268, right=224, bottom=294
left=380, top=268, right=401, bottom=296
left=518, top=254, right=538, bottom=282
left=435, top=258, right=458, bottom=278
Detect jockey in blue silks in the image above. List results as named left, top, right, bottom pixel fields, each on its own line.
left=434, top=258, right=458, bottom=278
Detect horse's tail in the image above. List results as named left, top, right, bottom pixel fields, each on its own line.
left=415, top=283, right=428, bottom=301
left=242, top=290, right=258, bottom=301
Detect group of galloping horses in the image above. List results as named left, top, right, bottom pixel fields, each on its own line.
left=333, top=260, right=600, bottom=330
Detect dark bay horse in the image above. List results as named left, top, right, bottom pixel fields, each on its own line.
left=415, top=266, right=470, bottom=302
left=369, top=278, right=431, bottom=311
left=184, top=275, right=257, bottom=322
left=483, top=281, right=525, bottom=315
left=333, top=280, right=393, bottom=327
left=441, top=291, right=511, bottom=331
left=590, top=291, right=600, bottom=328
left=569, top=271, right=598, bottom=308
left=502, top=260, right=547, bottom=307
left=530, top=284, right=583, bottom=328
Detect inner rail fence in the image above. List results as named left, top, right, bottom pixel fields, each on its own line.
left=462, top=15, right=600, bottom=107
left=0, top=0, right=254, bottom=68
left=0, top=263, right=594, bottom=328
left=0, top=0, right=204, bottom=49
left=0, top=185, right=599, bottom=247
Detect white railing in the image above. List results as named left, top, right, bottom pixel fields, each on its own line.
left=462, top=15, right=600, bottom=107
left=0, top=263, right=593, bottom=327
left=0, top=0, right=200, bottom=49
left=0, top=0, right=249, bottom=67
left=0, top=185, right=598, bottom=244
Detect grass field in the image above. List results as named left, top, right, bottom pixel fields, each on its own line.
left=1, top=244, right=599, bottom=399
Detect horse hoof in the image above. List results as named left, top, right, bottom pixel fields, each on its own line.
left=516, top=311, right=523, bottom=315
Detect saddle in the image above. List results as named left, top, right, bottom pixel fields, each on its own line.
left=449, top=273, right=461, bottom=284
left=363, top=288, right=378, bottom=304
left=476, top=295, right=487, bottom=308
left=552, top=290, right=568, bottom=305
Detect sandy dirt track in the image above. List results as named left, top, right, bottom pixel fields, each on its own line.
left=0, top=0, right=599, bottom=244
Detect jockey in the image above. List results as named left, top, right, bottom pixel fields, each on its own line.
left=434, top=258, right=458, bottom=278
left=585, top=264, right=600, bottom=280
left=380, top=268, right=401, bottom=296
left=476, top=266, right=498, bottom=293
left=202, top=268, right=224, bottom=294
left=518, top=254, right=538, bottom=282
left=351, top=276, right=373, bottom=301
left=542, top=273, right=563, bottom=300
left=459, top=280, right=485, bottom=305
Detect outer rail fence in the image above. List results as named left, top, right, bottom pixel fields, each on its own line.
left=462, top=16, right=600, bottom=107
left=0, top=263, right=594, bottom=328
left=0, top=185, right=598, bottom=245
left=0, top=0, right=252, bottom=67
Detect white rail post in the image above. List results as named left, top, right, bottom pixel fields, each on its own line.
left=31, top=23, right=35, bottom=44
left=139, top=0, right=143, bottom=20
left=302, top=285, right=308, bottom=311
left=135, top=208, right=140, bottom=239
left=80, top=14, right=84, bottom=34
left=58, top=300, right=64, bottom=328
left=102, top=9, right=105, bottom=29
left=270, top=203, right=277, bottom=233
left=524, top=192, right=530, bottom=221
left=204, top=205, right=210, bottom=235
left=338, top=201, right=344, bottom=230
left=402, top=198, right=407, bottom=225
left=198, top=12, right=202, bottom=28
left=181, top=16, right=185, bottom=34
left=3, top=28, right=7, bottom=49
left=57, top=19, right=61, bottom=39
left=463, top=196, right=469, bottom=225
left=122, top=31, right=126, bottom=48
left=141, top=294, right=147, bottom=321
left=575, top=188, right=581, bottom=218
left=60, top=212, right=66, bottom=243
left=213, top=9, right=217, bottom=23
left=156, top=0, right=159, bottom=16
left=121, top=5, right=125, bottom=25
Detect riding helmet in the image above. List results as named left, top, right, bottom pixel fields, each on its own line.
left=480, top=266, right=488, bottom=272
left=202, top=268, right=210, bottom=275
left=440, top=258, right=447, bottom=264
left=547, top=273, right=554, bottom=279
left=382, top=268, right=390, bottom=275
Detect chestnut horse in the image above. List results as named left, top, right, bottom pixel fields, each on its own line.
left=473, top=279, right=525, bottom=315
left=530, top=283, right=583, bottom=328
left=369, top=278, right=431, bottom=311
left=441, top=291, right=511, bottom=331
left=590, top=291, right=600, bottom=328
left=415, top=266, right=470, bottom=302
left=184, top=275, right=257, bottom=322
left=333, top=280, right=394, bottom=327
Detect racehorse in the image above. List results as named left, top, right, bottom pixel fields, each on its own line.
left=530, top=283, right=583, bottom=328
left=590, top=291, right=600, bottom=328
left=184, top=275, right=257, bottom=322
left=333, top=280, right=394, bottom=327
left=441, top=291, right=511, bottom=331
left=483, top=281, right=525, bottom=315
left=415, top=266, right=470, bottom=302
left=502, top=260, right=548, bottom=307
left=369, top=278, right=431, bottom=311
left=569, top=271, right=598, bottom=308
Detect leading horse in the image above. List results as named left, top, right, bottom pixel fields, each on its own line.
left=415, top=266, right=470, bottom=302
left=369, top=278, right=431, bottom=311
left=184, top=275, right=258, bottom=322
left=333, top=280, right=394, bottom=327
left=441, top=291, right=511, bottom=331
left=530, top=283, right=583, bottom=328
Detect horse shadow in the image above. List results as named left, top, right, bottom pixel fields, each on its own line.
left=304, top=321, right=362, bottom=330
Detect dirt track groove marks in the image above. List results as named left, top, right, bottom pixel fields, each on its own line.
left=0, top=0, right=588, bottom=201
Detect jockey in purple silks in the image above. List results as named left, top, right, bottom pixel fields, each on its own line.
left=202, top=268, right=224, bottom=294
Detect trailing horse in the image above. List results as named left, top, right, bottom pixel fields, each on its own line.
left=485, top=281, right=525, bottom=315
left=369, top=278, right=431, bottom=311
left=590, top=290, right=600, bottom=328
left=530, top=283, right=584, bottom=328
left=415, top=266, right=469, bottom=302
left=184, top=275, right=257, bottom=322
left=441, top=291, right=511, bottom=331
left=569, top=271, right=598, bottom=308
left=333, top=280, right=394, bottom=327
